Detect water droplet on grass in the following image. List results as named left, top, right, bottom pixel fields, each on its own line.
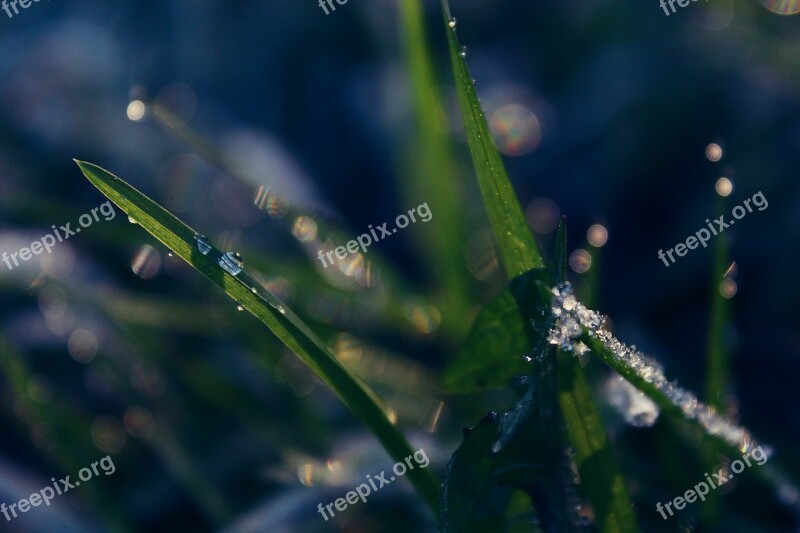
left=218, top=252, right=243, bottom=276
left=448, top=17, right=457, bottom=29
left=128, top=216, right=137, bottom=224
left=194, top=234, right=212, bottom=256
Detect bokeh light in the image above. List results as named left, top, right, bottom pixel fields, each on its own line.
left=706, top=143, right=723, bottom=162
left=490, top=104, right=541, bottom=156
left=715, top=177, right=733, bottom=197
left=569, top=249, right=592, bottom=273
left=587, top=224, right=608, bottom=248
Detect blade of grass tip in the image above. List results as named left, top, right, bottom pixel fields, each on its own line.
left=552, top=220, right=638, bottom=533
left=74, top=160, right=440, bottom=513
left=398, top=0, right=472, bottom=338
left=440, top=0, right=543, bottom=278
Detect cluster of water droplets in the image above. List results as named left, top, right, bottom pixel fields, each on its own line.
left=548, top=282, right=756, bottom=452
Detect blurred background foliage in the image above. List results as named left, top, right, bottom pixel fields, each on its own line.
left=0, top=0, right=798, bottom=531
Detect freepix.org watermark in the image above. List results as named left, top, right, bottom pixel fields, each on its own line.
left=658, top=191, right=767, bottom=267
left=317, top=448, right=429, bottom=522
left=656, top=446, right=767, bottom=520
left=2, top=0, right=49, bottom=20
left=1, top=455, right=115, bottom=523
left=316, top=203, right=432, bottom=268
left=2, top=200, right=116, bottom=272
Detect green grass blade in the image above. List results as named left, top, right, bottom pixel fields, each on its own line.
left=702, top=194, right=732, bottom=525
left=398, top=0, right=472, bottom=337
left=74, top=160, right=440, bottom=513
left=552, top=221, right=638, bottom=533
left=440, top=0, right=543, bottom=277
left=557, top=350, right=638, bottom=532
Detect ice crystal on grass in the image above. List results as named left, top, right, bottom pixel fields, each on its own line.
left=548, top=282, right=755, bottom=451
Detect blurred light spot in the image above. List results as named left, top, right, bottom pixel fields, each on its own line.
left=91, top=416, right=126, bottom=454
left=297, top=464, right=315, bottom=487
left=410, top=305, right=441, bottom=334
left=339, top=253, right=364, bottom=278
left=131, top=245, right=162, bottom=280
left=335, top=333, right=363, bottom=368
left=715, top=177, right=733, bottom=197
left=427, top=401, right=445, bottom=433
left=264, top=277, right=293, bottom=302
left=490, top=104, right=541, bottom=156
left=723, top=261, right=738, bottom=279
left=292, top=216, right=318, bottom=242
left=253, top=186, right=289, bottom=218
left=27, top=375, right=53, bottom=405
left=569, top=249, right=592, bottom=274
left=465, top=229, right=500, bottom=281
left=720, top=279, right=737, bottom=298
left=327, top=458, right=343, bottom=476
left=526, top=198, right=561, bottom=233
left=124, top=406, right=155, bottom=439
left=68, top=329, right=97, bottom=364
left=253, top=186, right=271, bottom=209
left=761, top=0, right=800, bottom=14
left=705, top=143, right=723, bottom=162
left=386, top=407, right=398, bottom=425
left=587, top=224, right=608, bottom=248
left=126, top=100, right=146, bottom=122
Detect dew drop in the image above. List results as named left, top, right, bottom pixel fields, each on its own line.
left=128, top=216, right=138, bottom=224
left=250, top=287, right=258, bottom=294
left=218, top=251, right=243, bottom=276
left=448, top=17, right=457, bottom=29
left=460, top=46, right=468, bottom=58
left=236, top=304, right=244, bottom=312
left=194, top=234, right=213, bottom=256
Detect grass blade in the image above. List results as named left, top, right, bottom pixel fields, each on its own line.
left=552, top=222, right=638, bottom=532
left=440, top=6, right=636, bottom=529
left=440, top=0, right=543, bottom=277
left=398, top=0, right=472, bottom=338
left=74, top=160, right=440, bottom=513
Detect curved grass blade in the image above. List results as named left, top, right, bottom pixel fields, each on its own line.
left=74, top=160, right=440, bottom=513
left=440, top=0, right=543, bottom=277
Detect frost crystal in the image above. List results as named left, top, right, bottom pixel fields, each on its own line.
left=548, top=282, right=754, bottom=452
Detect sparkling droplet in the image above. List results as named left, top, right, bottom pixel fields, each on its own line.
left=128, top=216, right=137, bottom=224
left=194, top=234, right=213, bottom=256
left=236, top=304, right=244, bottom=312
left=250, top=287, right=258, bottom=294
left=448, top=17, right=457, bottom=29
left=218, top=252, right=243, bottom=276
left=460, top=46, right=468, bottom=58
left=167, top=251, right=174, bottom=258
